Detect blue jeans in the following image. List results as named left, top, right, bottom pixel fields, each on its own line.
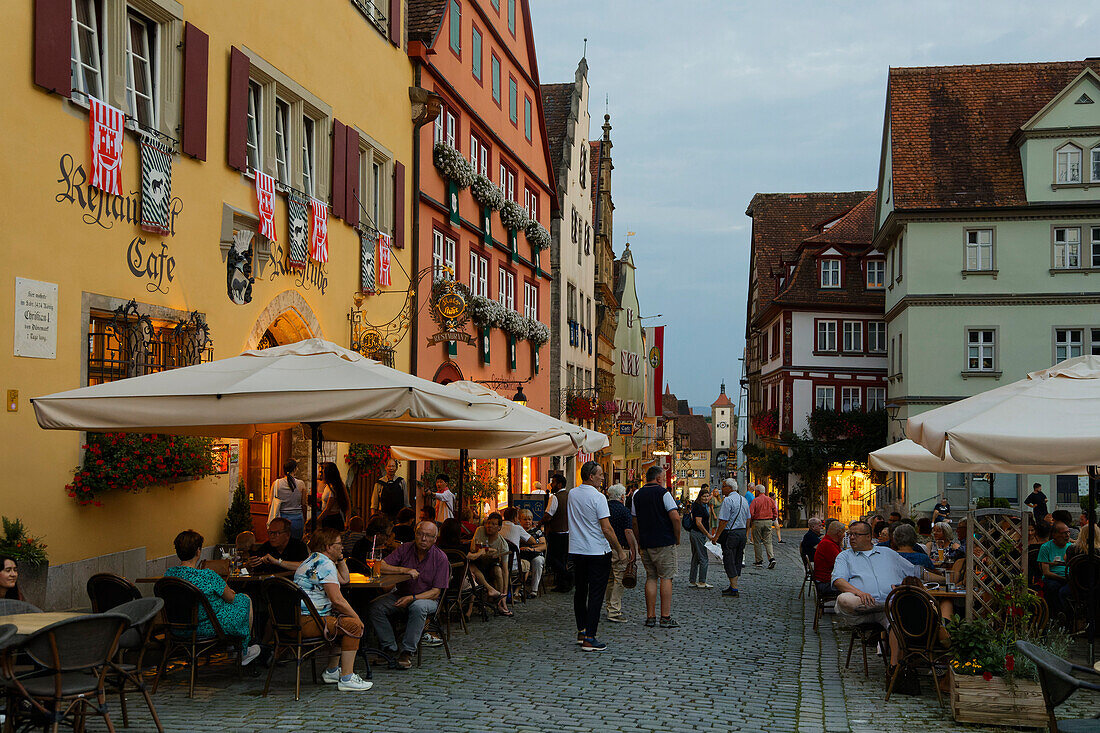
left=689, top=530, right=709, bottom=583
left=368, top=593, right=438, bottom=654
left=280, top=511, right=304, bottom=540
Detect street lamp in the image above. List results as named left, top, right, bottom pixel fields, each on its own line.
left=512, top=386, right=527, bottom=406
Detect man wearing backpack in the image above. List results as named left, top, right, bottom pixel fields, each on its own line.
left=632, top=466, right=681, bottom=628
left=371, top=459, right=408, bottom=521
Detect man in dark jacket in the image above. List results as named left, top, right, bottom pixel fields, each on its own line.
left=631, top=466, right=681, bottom=628
left=541, top=473, right=572, bottom=592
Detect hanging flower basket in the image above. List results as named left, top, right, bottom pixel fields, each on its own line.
left=499, top=199, right=529, bottom=232
left=526, top=320, right=550, bottom=348
left=567, top=396, right=597, bottom=421
left=751, top=409, right=779, bottom=438
left=433, top=141, right=475, bottom=189
left=346, top=443, right=391, bottom=473
left=66, top=433, right=217, bottom=506
left=469, top=294, right=504, bottom=328
left=470, top=173, right=505, bottom=211
left=524, top=220, right=552, bottom=251
left=499, top=309, right=528, bottom=340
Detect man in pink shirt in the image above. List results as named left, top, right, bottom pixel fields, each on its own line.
left=749, top=485, right=778, bottom=569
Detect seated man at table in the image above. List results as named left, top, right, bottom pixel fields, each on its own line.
left=469, top=512, right=512, bottom=616
left=812, top=520, right=845, bottom=597
left=368, top=521, right=450, bottom=670
left=801, top=517, right=823, bottom=569
left=247, top=518, right=308, bottom=574
left=1039, top=521, right=1072, bottom=617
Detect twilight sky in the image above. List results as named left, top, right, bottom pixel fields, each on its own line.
left=528, top=0, right=1099, bottom=412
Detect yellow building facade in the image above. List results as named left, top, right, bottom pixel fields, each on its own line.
left=1, top=0, right=415, bottom=605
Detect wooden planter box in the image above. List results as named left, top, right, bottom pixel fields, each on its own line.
left=948, top=668, right=1047, bottom=728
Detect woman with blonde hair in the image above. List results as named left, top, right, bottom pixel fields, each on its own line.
left=1068, top=523, right=1100, bottom=560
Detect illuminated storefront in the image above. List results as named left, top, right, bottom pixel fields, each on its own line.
left=826, top=464, right=874, bottom=523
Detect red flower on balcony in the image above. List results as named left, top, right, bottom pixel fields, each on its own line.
left=751, top=409, right=779, bottom=438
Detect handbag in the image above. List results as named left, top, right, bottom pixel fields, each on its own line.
left=267, top=493, right=283, bottom=524
left=623, top=560, right=638, bottom=588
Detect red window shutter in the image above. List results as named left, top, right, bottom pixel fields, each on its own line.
left=34, top=0, right=71, bottom=96
left=392, top=161, right=405, bottom=248
left=345, top=125, right=360, bottom=227
left=388, top=0, right=401, bottom=46
left=331, top=119, right=347, bottom=221
left=226, top=47, right=250, bottom=172
left=181, top=23, right=209, bottom=161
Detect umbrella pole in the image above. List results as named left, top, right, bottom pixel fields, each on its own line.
left=308, top=423, right=321, bottom=534
left=1089, top=466, right=1099, bottom=665
left=458, top=449, right=467, bottom=519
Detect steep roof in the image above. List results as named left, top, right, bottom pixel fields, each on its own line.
left=711, top=384, right=734, bottom=408
left=887, top=60, right=1098, bottom=210
left=589, top=140, right=601, bottom=203
left=407, top=0, right=446, bottom=42
left=746, top=191, right=871, bottom=323
left=677, top=414, right=713, bottom=451
left=540, top=82, right=574, bottom=179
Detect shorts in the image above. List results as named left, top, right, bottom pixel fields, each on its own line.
left=641, top=545, right=677, bottom=580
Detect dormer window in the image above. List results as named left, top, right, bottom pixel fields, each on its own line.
left=820, top=259, right=841, bottom=288
left=866, top=259, right=885, bottom=289
left=1057, top=143, right=1082, bottom=183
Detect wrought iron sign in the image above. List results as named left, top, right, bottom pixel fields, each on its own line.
left=427, top=277, right=473, bottom=345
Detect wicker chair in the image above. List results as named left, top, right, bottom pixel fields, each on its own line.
left=1016, top=640, right=1100, bottom=732
left=260, top=576, right=337, bottom=701
left=0, top=624, right=15, bottom=649
left=2, top=613, right=128, bottom=733
left=442, top=550, right=481, bottom=634
left=0, top=599, right=41, bottom=615
left=105, top=598, right=165, bottom=732
left=87, top=572, right=142, bottom=613
left=884, top=585, right=952, bottom=706
left=152, top=576, right=247, bottom=698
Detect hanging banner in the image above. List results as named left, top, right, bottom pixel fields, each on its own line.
left=378, top=232, right=392, bottom=287
left=286, top=194, right=309, bottom=270
left=88, top=97, right=124, bottom=196
left=359, top=230, right=376, bottom=293
left=254, top=171, right=277, bottom=242
left=649, top=325, right=664, bottom=417
left=139, top=133, right=172, bottom=234
left=309, top=197, right=328, bottom=263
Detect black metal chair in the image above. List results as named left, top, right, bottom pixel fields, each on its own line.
left=87, top=573, right=142, bottom=613
left=0, top=599, right=41, bottom=615
left=1065, top=555, right=1100, bottom=663
left=505, top=540, right=527, bottom=605
left=151, top=576, right=246, bottom=698
left=441, top=552, right=472, bottom=635
left=800, top=557, right=813, bottom=600
left=260, top=576, right=336, bottom=701
left=0, top=624, right=15, bottom=649
left=812, top=577, right=837, bottom=632
left=2, top=613, right=128, bottom=733
left=884, top=585, right=952, bottom=706
left=415, top=586, right=453, bottom=668
left=105, top=598, right=164, bottom=732
left=1016, top=639, right=1100, bottom=732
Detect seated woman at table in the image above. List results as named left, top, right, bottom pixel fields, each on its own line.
left=469, top=512, right=512, bottom=616
left=892, top=525, right=936, bottom=573
left=873, top=521, right=890, bottom=547
left=1, top=554, right=23, bottom=600
left=164, top=530, right=261, bottom=665
left=930, top=522, right=964, bottom=564
left=293, top=528, right=372, bottom=692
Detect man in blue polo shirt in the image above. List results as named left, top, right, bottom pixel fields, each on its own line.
left=632, top=466, right=682, bottom=628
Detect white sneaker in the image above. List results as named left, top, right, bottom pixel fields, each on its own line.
left=337, top=673, right=373, bottom=692
left=421, top=632, right=444, bottom=647
left=241, top=644, right=262, bottom=666
left=698, top=582, right=714, bottom=589
left=321, top=667, right=342, bottom=684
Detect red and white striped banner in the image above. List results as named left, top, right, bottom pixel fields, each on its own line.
left=378, top=232, right=392, bottom=287
left=254, top=171, right=277, bottom=241
left=576, top=452, right=594, bottom=463
left=310, top=197, right=328, bottom=263
left=88, top=97, right=124, bottom=195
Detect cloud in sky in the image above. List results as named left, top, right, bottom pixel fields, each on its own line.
left=528, top=0, right=1098, bottom=410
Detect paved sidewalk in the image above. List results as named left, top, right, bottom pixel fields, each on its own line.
left=112, top=539, right=1085, bottom=731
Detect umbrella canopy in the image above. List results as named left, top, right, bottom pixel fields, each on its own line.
left=389, top=381, right=609, bottom=459
left=30, top=339, right=510, bottom=442
left=869, top=439, right=1088, bottom=476
left=907, top=355, right=1100, bottom=466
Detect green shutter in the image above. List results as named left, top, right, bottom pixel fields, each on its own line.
left=480, top=326, right=491, bottom=364
left=482, top=205, right=492, bottom=246
left=447, top=180, right=460, bottom=225
left=508, top=336, right=517, bottom=370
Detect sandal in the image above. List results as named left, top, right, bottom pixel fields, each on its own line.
left=495, top=607, right=514, bottom=617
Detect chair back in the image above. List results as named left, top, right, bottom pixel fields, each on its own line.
left=87, top=572, right=142, bottom=612
left=1016, top=639, right=1084, bottom=710
left=153, top=576, right=228, bottom=640
left=0, top=599, right=41, bottom=615
left=505, top=540, right=521, bottom=572
left=1066, top=554, right=1100, bottom=603
left=111, top=597, right=164, bottom=629
left=885, top=585, right=941, bottom=652
left=261, top=576, right=331, bottom=642
left=0, top=623, right=16, bottom=650
left=22, top=613, right=129, bottom=672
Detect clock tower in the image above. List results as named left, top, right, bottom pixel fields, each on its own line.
left=710, top=383, right=737, bottom=484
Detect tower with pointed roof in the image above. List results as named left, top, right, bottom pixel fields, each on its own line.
left=710, top=383, right=737, bottom=483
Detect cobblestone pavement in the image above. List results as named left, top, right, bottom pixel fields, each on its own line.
left=89, top=539, right=1092, bottom=731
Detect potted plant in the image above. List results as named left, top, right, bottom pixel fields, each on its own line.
left=432, top=142, right=474, bottom=188
left=523, top=220, right=551, bottom=250
left=499, top=199, right=529, bottom=233
left=0, top=516, right=49, bottom=605
left=470, top=173, right=504, bottom=211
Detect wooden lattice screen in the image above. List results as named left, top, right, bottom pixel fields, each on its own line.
left=965, top=508, right=1030, bottom=620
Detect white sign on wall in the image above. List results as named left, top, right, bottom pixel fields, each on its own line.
left=13, top=278, right=58, bottom=359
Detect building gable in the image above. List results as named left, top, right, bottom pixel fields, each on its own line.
left=1019, top=68, right=1100, bottom=132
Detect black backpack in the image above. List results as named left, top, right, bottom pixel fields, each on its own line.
left=379, top=479, right=405, bottom=516
left=682, top=507, right=695, bottom=532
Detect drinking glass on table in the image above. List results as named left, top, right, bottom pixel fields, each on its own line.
left=944, top=569, right=955, bottom=592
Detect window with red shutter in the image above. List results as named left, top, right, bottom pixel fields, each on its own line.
left=332, top=119, right=347, bottom=220
left=34, top=0, right=72, bottom=96
left=392, top=161, right=405, bottom=248
left=345, top=125, right=360, bottom=227
left=181, top=23, right=209, bottom=160
left=226, top=47, right=250, bottom=172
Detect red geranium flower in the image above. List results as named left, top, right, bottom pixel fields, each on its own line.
left=982, top=671, right=993, bottom=681
left=1005, top=655, right=1015, bottom=671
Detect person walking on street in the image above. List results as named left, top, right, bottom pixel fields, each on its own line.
left=688, top=485, right=713, bottom=588
left=770, top=492, right=783, bottom=543
left=632, top=467, right=682, bottom=628
left=568, top=461, right=628, bottom=652
left=751, top=486, right=778, bottom=569
left=604, top=483, right=638, bottom=623
left=714, top=479, right=749, bottom=597
left=744, top=485, right=756, bottom=546
left=541, top=474, right=572, bottom=592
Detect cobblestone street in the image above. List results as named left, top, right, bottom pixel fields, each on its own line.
left=117, top=537, right=1091, bottom=732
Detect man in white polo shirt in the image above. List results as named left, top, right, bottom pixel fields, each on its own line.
left=568, top=461, right=628, bottom=652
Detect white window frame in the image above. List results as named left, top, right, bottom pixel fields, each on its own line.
left=966, top=228, right=994, bottom=271
left=357, top=134, right=392, bottom=232
left=866, top=259, right=885, bottom=289
left=124, top=8, right=158, bottom=129
left=445, top=110, right=456, bottom=150
left=866, top=387, right=886, bottom=411
left=468, top=251, right=488, bottom=296
left=498, top=268, right=515, bottom=311
left=816, top=320, right=837, bottom=352
left=820, top=259, right=841, bottom=288
left=842, top=321, right=863, bottom=352
left=815, top=385, right=835, bottom=411
left=432, top=230, right=456, bottom=281
left=967, top=329, right=996, bottom=373
left=840, top=386, right=860, bottom=412
left=273, top=98, right=291, bottom=185
left=1093, top=227, right=1100, bottom=269
left=867, top=321, right=887, bottom=353
left=246, top=81, right=262, bottom=172
left=301, top=115, right=316, bottom=196
left=1057, top=143, right=1082, bottom=184
left=1055, top=328, right=1083, bottom=363
left=1092, top=147, right=1100, bottom=183
left=524, top=282, right=537, bottom=320
left=71, top=0, right=106, bottom=100
left=1054, top=227, right=1082, bottom=269
left=566, top=282, right=577, bottom=322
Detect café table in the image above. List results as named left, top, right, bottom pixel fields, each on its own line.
left=0, top=611, right=85, bottom=641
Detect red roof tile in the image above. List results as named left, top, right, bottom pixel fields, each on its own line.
left=888, top=60, right=1098, bottom=210
left=407, top=0, right=446, bottom=42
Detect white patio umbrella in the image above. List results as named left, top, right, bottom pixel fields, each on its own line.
left=869, top=439, right=1088, bottom=476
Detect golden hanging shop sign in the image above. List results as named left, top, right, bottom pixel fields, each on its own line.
left=427, top=277, right=473, bottom=345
